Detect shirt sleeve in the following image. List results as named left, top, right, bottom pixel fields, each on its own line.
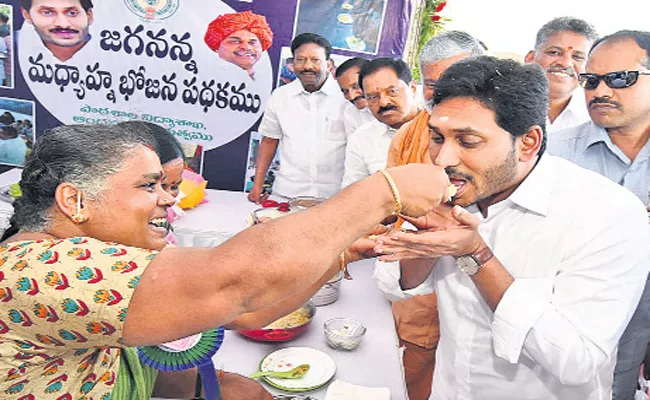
left=3, top=238, right=158, bottom=350
left=341, top=132, right=369, bottom=188
left=258, top=95, right=283, bottom=140
left=491, top=206, right=650, bottom=385
left=373, top=260, right=436, bottom=301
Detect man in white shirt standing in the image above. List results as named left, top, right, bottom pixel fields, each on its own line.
left=525, top=17, right=598, bottom=133
left=248, top=33, right=348, bottom=203
left=548, top=30, right=650, bottom=400
left=335, top=57, right=375, bottom=136
left=373, top=56, right=649, bottom=399
left=341, top=58, right=419, bottom=188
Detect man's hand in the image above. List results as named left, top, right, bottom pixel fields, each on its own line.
left=247, top=184, right=269, bottom=204
left=375, top=205, right=484, bottom=262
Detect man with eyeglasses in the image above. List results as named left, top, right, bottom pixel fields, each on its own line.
left=524, top=17, right=598, bottom=133
left=248, top=33, right=348, bottom=203
left=335, top=57, right=375, bottom=136
left=341, top=58, right=419, bottom=188
left=548, top=30, right=650, bottom=400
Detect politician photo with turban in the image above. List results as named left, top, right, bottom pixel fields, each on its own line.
left=204, top=10, right=274, bottom=80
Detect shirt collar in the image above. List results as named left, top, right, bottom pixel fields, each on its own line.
left=581, top=122, right=610, bottom=151
left=290, top=75, right=339, bottom=97
left=506, top=155, right=555, bottom=217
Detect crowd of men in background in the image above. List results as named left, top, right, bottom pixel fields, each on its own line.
left=248, top=18, right=650, bottom=400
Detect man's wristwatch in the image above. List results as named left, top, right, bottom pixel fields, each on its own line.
left=455, top=247, right=494, bottom=276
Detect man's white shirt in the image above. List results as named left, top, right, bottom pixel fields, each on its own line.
left=259, top=77, right=348, bottom=199
left=341, top=119, right=395, bottom=188
left=547, top=89, right=590, bottom=133
left=342, top=102, right=375, bottom=136
left=374, top=155, right=649, bottom=400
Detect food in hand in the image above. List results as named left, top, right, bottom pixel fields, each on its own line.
left=445, top=184, right=458, bottom=202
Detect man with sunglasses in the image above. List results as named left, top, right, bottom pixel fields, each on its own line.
left=525, top=17, right=598, bottom=133
left=341, top=58, right=420, bottom=188
left=548, top=30, right=650, bottom=400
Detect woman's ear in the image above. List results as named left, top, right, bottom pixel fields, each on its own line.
left=55, top=183, right=87, bottom=223
left=518, top=125, right=544, bottom=162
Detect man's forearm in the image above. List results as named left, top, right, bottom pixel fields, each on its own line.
left=470, top=253, right=513, bottom=311
left=253, top=137, right=279, bottom=188
left=400, top=258, right=438, bottom=290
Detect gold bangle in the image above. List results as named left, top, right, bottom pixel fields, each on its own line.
left=379, top=169, right=402, bottom=216
left=340, top=251, right=352, bottom=280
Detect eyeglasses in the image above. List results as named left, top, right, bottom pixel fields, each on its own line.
left=578, top=70, right=650, bottom=90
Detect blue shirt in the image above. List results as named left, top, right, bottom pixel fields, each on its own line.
left=0, top=137, right=27, bottom=166
left=548, top=121, right=650, bottom=206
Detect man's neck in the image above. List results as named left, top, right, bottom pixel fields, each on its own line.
left=547, top=95, right=572, bottom=123
left=607, top=121, right=650, bottom=162
left=388, top=106, right=420, bottom=130
left=302, top=76, right=328, bottom=93
left=476, top=158, right=539, bottom=218
left=46, top=41, right=87, bottom=62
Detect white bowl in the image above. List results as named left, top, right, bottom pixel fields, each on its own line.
left=324, top=318, right=366, bottom=350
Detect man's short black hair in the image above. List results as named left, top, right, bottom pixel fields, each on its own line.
left=335, top=57, right=369, bottom=78
left=591, top=30, right=650, bottom=68
left=0, top=13, right=8, bottom=24
left=291, top=33, right=332, bottom=59
left=21, top=0, right=94, bottom=12
left=433, top=56, right=549, bottom=156
left=358, top=58, right=412, bottom=90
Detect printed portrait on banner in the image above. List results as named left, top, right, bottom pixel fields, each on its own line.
left=294, top=0, right=387, bottom=54
left=0, top=97, right=35, bottom=167
left=17, top=0, right=275, bottom=150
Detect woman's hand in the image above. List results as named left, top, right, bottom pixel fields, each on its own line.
left=344, top=225, right=390, bottom=264
left=383, top=164, right=451, bottom=218
left=220, top=371, right=273, bottom=400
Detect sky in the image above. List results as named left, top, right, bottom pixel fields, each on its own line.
left=443, top=0, right=650, bottom=56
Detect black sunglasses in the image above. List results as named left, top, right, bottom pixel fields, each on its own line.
left=578, top=70, right=650, bottom=90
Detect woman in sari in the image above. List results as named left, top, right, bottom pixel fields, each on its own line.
left=0, top=123, right=450, bottom=398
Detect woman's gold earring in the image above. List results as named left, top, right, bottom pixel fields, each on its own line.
left=71, top=191, right=87, bottom=224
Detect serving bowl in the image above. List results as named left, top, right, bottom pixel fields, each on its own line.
left=312, top=271, right=343, bottom=306
left=324, top=318, right=366, bottom=350
left=238, top=301, right=316, bottom=342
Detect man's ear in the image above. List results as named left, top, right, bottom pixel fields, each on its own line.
left=86, top=8, right=94, bottom=26
left=518, top=125, right=544, bottom=162
left=54, top=183, right=84, bottom=222
left=524, top=50, right=535, bottom=64
left=409, top=79, right=417, bottom=94
left=21, top=8, right=33, bottom=25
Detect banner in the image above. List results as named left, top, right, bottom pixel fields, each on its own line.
left=0, top=0, right=414, bottom=190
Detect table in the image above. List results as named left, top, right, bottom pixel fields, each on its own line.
left=173, top=190, right=408, bottom=399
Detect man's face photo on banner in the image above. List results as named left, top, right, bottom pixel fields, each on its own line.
left=20, top=0, right=94, bottom=62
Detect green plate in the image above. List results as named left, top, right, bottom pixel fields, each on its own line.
left=257, top=347, right=336, bottom=392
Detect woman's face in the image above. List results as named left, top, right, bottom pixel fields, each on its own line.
left=162, top=157, right=184, bottom=198
left=82, top=146, right=175, bottom=250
